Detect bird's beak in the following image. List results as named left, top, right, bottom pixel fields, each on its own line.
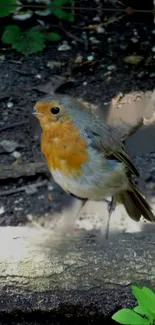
left=32, top=109, right=44, bottom=117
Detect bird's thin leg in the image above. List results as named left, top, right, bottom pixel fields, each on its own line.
left=105, top=196, right=116, bottom=239
left=54, top=196, right=88, bottom=236
left=108, top=196, right=116, bottom=216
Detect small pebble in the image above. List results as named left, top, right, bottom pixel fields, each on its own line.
left=151, top=46, right=155, bottom=53
left=93, top=16, right=100, bottom=22
left=0, top=140, right=19, bottom=153
left=13, top=11, right=33, bottom=20
left=27, top=214, right=33, bottom=221
left=151, top=30, right=155, bottom=34
left=74, top=55, right=83, bottom=63
left=120, top=44, right=128, bottom=50
left=138, top=71, right=145, bottom=78
left=14, top=207, right=23, bottom=211
left=133, top=30, right=138, bottom=36
left=58, top=41, right=71, bottom=51
left=11, top=151, right=21, bottom=158
left=97, top=26, right=105, bottom=33
left=149, top=72, right=155, bottom=78
left=25, top=185, right=38, bottom=195
left=104, top=71, right=112, bottom=77
left=87, top=55, right=94, bottom=61
left=131, top=37, right=138, bottom=43
left=3, top=114, right=8, bottom=122
left=107, top=64, right=117, bottom=71
left=0, top=55, right=5, bottom=63
left=107, top=37, right=112, bottom=43
left=81, top=31, right=87, bottom=41
left=83, top=81, right=87, bottom=86
left=7, top=102, right=13, bottom=108
left=36, top=74, right=41, bottom=79
left=48, top=184, right=54, bottom=191
left=0, top=206, right=5, bottom=215
left=47, top=61, right=62, bottom=69
left=146, top=182, right=154, bottom=190
left=15, top=199, right=23, bottom=204
left=89, top=37, right=100, bottom=44
left=38, top=195, right=45, bottom=200
left=106, top=76, right=112, bottom=82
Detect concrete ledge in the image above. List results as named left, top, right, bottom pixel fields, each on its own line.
left=0, top=226, right=155, bottom=318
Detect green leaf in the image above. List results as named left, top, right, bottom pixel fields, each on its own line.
left=141, top=286, right=155, bottom=313
left=50, top=0, right=74, bottom=22
left=131, top=286, right=153, bottom=316
left=8, top=28, right=45, bottom=56
left=2, top=25, right=21, bottom=44
left=14, top=29, right=45, bottom=55
left=0, top=0, right=16, bottom=17
left=133, top=305, right=154, bottom=324
left=46, top=32, right=61, bottom=41
left=134, top=305, right=146, bottom=315
left=112, top=308, right=150, bottom=325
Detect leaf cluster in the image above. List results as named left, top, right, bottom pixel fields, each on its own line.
left=112, top=285, right=155, bottom=325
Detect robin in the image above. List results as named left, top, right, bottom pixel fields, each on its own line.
left=32, top=93, right=155, bottom=224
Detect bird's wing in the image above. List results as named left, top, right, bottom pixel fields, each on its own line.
left=85, top=122, right=139, bottom=177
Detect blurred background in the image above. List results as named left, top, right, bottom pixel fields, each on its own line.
left=0, top=0, right=155, bottom=238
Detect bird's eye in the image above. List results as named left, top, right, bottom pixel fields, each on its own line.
left=50, top=107, right=60, bottom=114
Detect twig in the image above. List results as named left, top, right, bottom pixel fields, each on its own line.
left=0, top=4, right=153, bottom=14
left=0, top=121, right=28, bottom=133
left=59, top=22, right=88, bottom=49
left=0, top=180, right=48, bottom=196
left=9, top=60, right=22, bottom=64
left=0, top=162, right=49, bottom=180
left=102, top=14, right=124, bottom=26
left=121, top=119, right=144, bottom=142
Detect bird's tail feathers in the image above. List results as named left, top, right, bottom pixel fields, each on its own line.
left=116, top=182, right=155, bottom=222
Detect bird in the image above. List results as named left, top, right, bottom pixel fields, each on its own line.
left=32, top=93, right=155, bottom=225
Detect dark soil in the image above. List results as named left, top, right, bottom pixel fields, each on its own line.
left=0, top=0, right=155, bottom=229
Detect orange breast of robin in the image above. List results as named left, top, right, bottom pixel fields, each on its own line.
left=41, top=120, right=89, bottom=176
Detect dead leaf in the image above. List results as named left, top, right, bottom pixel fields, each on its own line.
left=32, top=76, right=74, bottom=94
left=48, top=193, right=53, bottom=201
left=123, top=55, right=144, bottom=65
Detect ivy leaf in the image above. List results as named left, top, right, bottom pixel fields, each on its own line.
left=2, top=25, right=22, bottom=44
left=50, top=0, right=74, bottom=22
left=112, top=308, right=150, bottom=325
left=24, top=28, right=45, bottom=54
left=12, top=30, right=45, bottom=56
left=45, top=32, right=61, bottom=41
left=0, top=0, right=16, bottom=17
left=2, top=26, right=46, bottom=56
